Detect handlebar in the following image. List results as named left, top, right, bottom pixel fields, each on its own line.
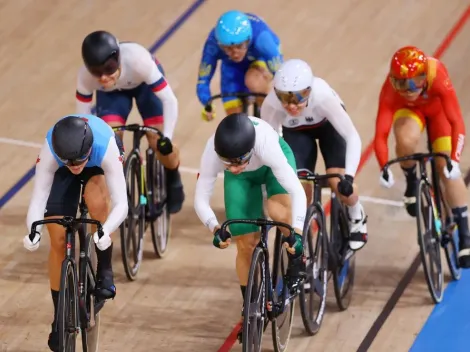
left=219, top=218, right=297, bottom=247
left=112, top=123, right=164, bottom=137
left=382, top=152, right=452, bottom=178
left=296, top=168, right=346, bottom=183
left=204, top=92, right=268, bottom=113
left=30, top=217, right=104, bottom=241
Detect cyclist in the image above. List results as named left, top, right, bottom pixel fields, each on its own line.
left=197, top=10, right=283, bottom=121
left=23, top=114, right=128, bottom=351
left=374, top=45, right=470, bottom=268
left=261, top=59, right=368, bottom=250
left=76, top=30, right=184, bottom=214
left=194, top=112, right=306, bottom=341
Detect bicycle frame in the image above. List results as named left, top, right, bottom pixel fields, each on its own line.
left=382, top=152, right=452, bottom=234
left=220, top=218, right=296, bottom=320
left=30, top=183, right=105, bottom=335
left=112, top=124, right=165, bottom=216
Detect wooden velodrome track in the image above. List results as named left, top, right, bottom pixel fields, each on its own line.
left=0, top=1, right=469, bottom=351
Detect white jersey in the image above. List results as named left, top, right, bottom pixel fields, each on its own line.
left=76, top=42, right=178, bottom=139
left=26, top=139, right=128, bottom=237
left=194, top=117, right=307, bottom=232
left=261, top=77, right=362, bottom=177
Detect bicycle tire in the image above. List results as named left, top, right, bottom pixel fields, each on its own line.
left=58, top=259, right=78, bottom=351
left=271, top=229, right=295, bottom=352
left=438, top=188, right=461, bottom=281
left=416, top=179, right=444, bottom=303
left=299, top=203, right=328, bottom=335
left=82, top=233, right=100, bottom=352
left=242, top=247, right=266, bottom=352
left=330, top=197, right=356, bottom=311
left=150, top=157, right=171, bottom=258
left=120, top=152, right=145, bottom=281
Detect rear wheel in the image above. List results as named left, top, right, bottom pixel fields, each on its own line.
left=83, top=234, right=100, bottom=352
left=438, top=186, right=461, bottom=281
left=150, top=157, right=170, bottom=258
left=271, top=230, right=295, bottom=352
left=120, top=152, right=145, bottom=281
left=330, top=198, right=355, bottom=311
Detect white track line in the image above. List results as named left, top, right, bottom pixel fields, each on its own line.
left=0, top=136, right=403, bottom=208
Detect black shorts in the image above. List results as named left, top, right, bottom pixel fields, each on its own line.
left=282, top=121, right=346, bottom=171
left=44, top=133, right=125, bottom=218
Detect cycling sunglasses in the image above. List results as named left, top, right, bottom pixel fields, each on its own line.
left=58, top=148, right=92, bottom=167
left=217, top=149, right=253, bottom=166
left=274, top=87, right=311, bottom=105
left=389, top=74, right=427, bottom=92
left=87, top=52, right=120, bottom=77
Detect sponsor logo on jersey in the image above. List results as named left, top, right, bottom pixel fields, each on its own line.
left=288, top=118, right=299, bottom=126
left=305, top=117, right=314, bottom=122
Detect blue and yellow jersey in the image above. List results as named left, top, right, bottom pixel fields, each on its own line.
left=196, top=13, right=283, bottom=106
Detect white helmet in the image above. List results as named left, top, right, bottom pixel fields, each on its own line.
left=274, top=59, right=313, bottom=92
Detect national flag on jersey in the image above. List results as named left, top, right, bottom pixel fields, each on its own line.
left=76, top=90, right=93, bottom=103
left=149, top=77, right=168, bottom=93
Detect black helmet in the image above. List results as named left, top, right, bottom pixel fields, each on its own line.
left=81, top=30, right=120, bottom=76
left=52, top=116, right=94, bottom=164
left=214, top=113, right=256, bottom=164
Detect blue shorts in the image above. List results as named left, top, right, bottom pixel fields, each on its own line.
left=96, top=63, right=166, bottom=126
left=220, top=59, right=268, bottom=110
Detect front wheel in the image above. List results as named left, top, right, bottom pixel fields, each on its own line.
left=58, top=259, right=79, bottom=351
left=416, top=179, right=444, bottom=303
left=299, top=204, right=328, bottom=335
left=242, top=247, right=266, bottom=352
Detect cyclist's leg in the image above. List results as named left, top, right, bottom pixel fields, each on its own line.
left=82, top=167, right=117, bottom=298
left=428, top=111, right=470, bottom=267
left=95, top=89, right=133, bottom=140
left=281, top=127, right=318, bottom=206
left=133, top=74, right=184, bottom=214
left=220, top=60, right=250, bottom=115
left=264, top=137, right=305, bottom=285
left=318, top=121, right=368, bottom=250
left=392, top=107, right=425, bottom=216
left=43, top=168, right=82, bottom=351
left=244, top=60, right=273, bottom=106
left=224, top=170, right=263, bottom=304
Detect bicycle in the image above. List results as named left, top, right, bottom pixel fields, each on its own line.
left=29, top=181, right=104, bottom=352
left=112, top=124, right=170, bottom=281
left=297, top=169, right=356, bottom=317
left=204, top=92, right=268, bottom=118
left=381, top=152, right=461, bottom=303
left=219, top=218, right=302, bottom=352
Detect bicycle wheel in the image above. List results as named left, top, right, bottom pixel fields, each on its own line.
left=82, top=234, right=100, bottom=352
left=150, top=157, right=170, bottom=258
left=58, top=259, right=79, bottom=351
left=242, top=247, right=266, bottom=352
left=438, top=188, right=461, bottom=281
left=299, top=204, right=328, bottom=335
left=271, top=229, right=295, bottom=352
left=120, top=152, right=145, bottom=281
left=329, top=197, right=356, bottom=311
left=416, top=179, right=444, bottom=303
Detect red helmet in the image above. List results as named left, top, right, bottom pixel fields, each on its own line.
left=389, top=46, right=428, bottom=91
